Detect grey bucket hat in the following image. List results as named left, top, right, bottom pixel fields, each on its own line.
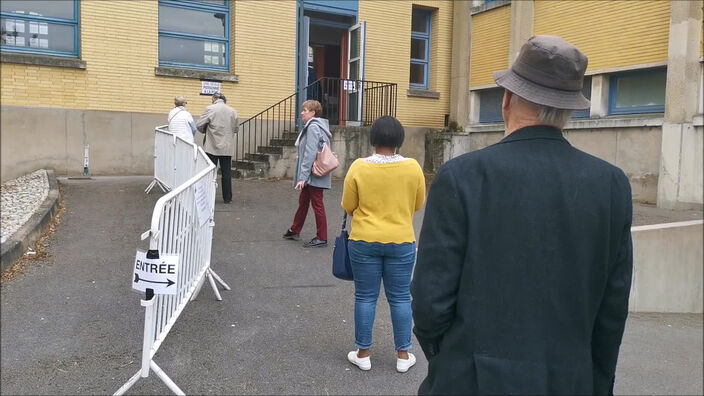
left=494, top=35, right=590, bottom=110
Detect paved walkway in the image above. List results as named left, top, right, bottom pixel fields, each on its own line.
left=1, top=177, right=701, bottom=395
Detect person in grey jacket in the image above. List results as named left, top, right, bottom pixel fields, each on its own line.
left=196, top=92, right=238, bottom=203
left=282, top=100, right=332, bottom=247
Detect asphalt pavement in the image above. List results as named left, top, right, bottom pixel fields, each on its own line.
left=0, top=176, right=701, bottom=395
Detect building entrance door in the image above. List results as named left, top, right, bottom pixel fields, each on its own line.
left=345, top=21, right=365, bottom=125
left=298, top=6, right=357, bottom=125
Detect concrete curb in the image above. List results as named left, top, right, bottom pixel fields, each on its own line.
left=0, top=170, right=61, bottom=273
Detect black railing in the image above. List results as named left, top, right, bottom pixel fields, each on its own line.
left=305, top=77, right=398, bottom=126
left=234, top=89, right=298, bottom=164
left=235, top=77, right=397, bottom=163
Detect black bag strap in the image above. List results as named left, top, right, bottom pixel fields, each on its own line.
left=341, top=213, right=348, bottom=230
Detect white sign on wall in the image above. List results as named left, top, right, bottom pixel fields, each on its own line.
left=201, top=80, right=221, bottom=96
left=343, top=80, right=357, bottom=92
left=133, top=250, right=179, bottom=295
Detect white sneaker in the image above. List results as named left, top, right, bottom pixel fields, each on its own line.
left=396, top=352, right=416, bottom=373
left=347, top=350, right=371, bottom=371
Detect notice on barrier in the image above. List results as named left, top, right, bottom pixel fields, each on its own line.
left=133, top=250, right=179, bottom=295
left=194, top=179, right=210, bottom=227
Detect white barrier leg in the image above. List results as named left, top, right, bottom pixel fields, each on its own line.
left=158, top=180, right=169, bottom=192
left=190, top=274, right=207, bottom=301
left=145, top=179, right=169, bottom=194
left=115, top=293, right=158, bottom=395
left=145, top=179, right=158, bottom=194
left=192, top=269, right=230, bottom=301
left=113, top=370, right=141, bottom=396
left=113, top=363, right=185, bottom=396
left=151, top=360, right=185, bottom=396
left=208, top=269, right=231, bottom=291
left=207, top=270, right=223, bottom=301
left=140, top=297, right=156, bottom=378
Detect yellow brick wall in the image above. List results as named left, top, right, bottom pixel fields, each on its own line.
left=469, top=4, right=510, bottom=87
left=0, top=1, right=297, bottom=119
left=534, top=0, right=671, bottom=72
left=359, top=1, right=453, bottom=127
left=232, top=1, right=297, bottom=117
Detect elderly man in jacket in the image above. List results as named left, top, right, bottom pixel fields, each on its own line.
left=411, top=35, right=633, bottom=395
left=196, top=92, right=238, bottom=204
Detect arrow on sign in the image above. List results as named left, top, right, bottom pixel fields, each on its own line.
left=133, top=273, right=175, bottom=287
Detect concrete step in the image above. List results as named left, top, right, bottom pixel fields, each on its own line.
left=281, top=132, right=299, bottom=140
left=233, top=168, right=268, bottom=179
left=258, top=145, right=283, bottom=155
left=232, top=159, right=268, bottom=170
left=245, top=153, right=270, bottom=162
left=231, top=159, right=269, bottom=179
left=270, top=138, right=297, bottom=147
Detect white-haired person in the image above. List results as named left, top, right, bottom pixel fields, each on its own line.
left=167, top=96, right=196, bottom=143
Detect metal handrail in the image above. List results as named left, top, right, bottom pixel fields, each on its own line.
left=147, top=147, right=215, bottom=251
left=234, top=77, right=397, bottom=163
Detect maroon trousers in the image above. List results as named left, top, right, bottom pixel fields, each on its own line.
left=290, top=185, right=327, bottom=241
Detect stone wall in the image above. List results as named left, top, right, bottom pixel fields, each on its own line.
left=433, top=119, right=664, bottom=204
left=0, top=102, right=673, bottom=206
left=268, top=125, right=427, bottom=180
left=629, top=220, right=703, bottom=313
left=1, top=106, right=161, bottom=182
left=0, top=106, right=431, bottom=183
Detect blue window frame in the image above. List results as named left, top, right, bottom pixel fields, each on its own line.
left=571, top=76, right=592, bottom=119
left=410, top=8, right=431, bottom=89
left=608, top=68, right=666, bottom=115
left=158, top=0, right=229, bottom=71
left=1, top=0, right=80, bottom=58
left=478, top=88, right=504, bottom=123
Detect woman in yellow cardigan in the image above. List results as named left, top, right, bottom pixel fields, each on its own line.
left=341, top=116, right=426, bottom=373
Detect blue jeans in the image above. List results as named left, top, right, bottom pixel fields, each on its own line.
left=348, top=240, right=416, bottom=351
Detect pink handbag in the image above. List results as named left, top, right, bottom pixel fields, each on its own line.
left=312, top=142, right=339, bottom=177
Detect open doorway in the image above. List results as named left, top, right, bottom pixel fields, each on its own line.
left=305, top=11, right=355, bottom=124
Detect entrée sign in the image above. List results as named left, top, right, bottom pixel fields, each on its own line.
left=132, top=250, right=179, bottom=295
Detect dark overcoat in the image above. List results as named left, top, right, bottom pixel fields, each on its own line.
left=411, top=126, right=633, bottom=395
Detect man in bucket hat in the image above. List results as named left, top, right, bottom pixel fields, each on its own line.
left=411, top=36, right=633, bottom=395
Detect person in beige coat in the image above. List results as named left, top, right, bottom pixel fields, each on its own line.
left=196, top=92, right=238, bottom=203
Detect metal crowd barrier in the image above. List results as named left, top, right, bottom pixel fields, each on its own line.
left=145, top=127, right=181, bottom=194
left=116, top=126, right=230, bottom=395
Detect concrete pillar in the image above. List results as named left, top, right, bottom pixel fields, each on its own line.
left=449, top=1, right=472, bottom=128
left=589, top=75, right=609, bottom=118
left=468, top=90, right=481, bottom=125
left=508, top=0, right=534, bottom=65
left=699, top=64, right=704, bottom=116
left=657, top=0, right=703, bottom=209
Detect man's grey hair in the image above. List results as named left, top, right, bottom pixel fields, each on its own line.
left=174, top=96, right=187, bottom=107
left=212, top=92, right=226, bottom=103
left=510, top=93, right=573, bottom=128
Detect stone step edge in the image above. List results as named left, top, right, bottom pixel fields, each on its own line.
left=0, top=170, right=61, bottom=273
